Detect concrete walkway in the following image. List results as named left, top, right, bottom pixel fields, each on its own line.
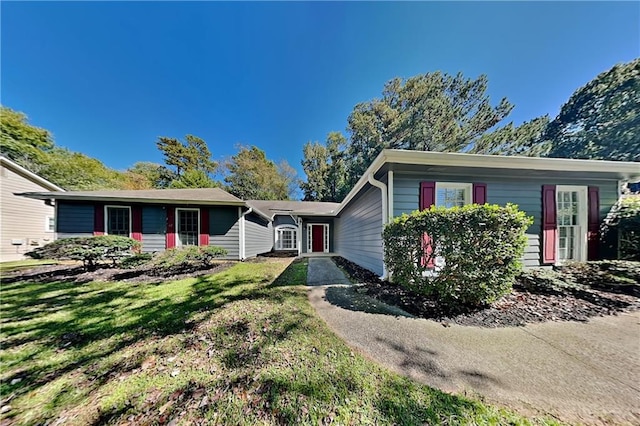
left=306, top=260, right=640, bottom=424
left=306, top=257, right=352, bottom=286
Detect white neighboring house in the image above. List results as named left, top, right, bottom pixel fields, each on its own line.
left=0, top=156, right=64, bottom=261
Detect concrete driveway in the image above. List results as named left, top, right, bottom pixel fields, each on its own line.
left=306, top=260, right=640, bottom=424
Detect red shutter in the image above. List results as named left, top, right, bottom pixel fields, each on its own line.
left=587, top=186, right=600, bottom=261
left=94, top=204, right=105, bottom=235
left=131, top=206, right=143, bottom=242
left=419, top=182, right=436, bottom=268
left=199, top=207, right=210, bottom=246
left=166, top=207, right=176, bottom=249
left=472, top=183, right=487, bottom=204
left=542, top=185, right=557, bottom=264
left=420, top=181, right=436, bottom=210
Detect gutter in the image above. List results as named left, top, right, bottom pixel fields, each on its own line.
left=367, top=172, right=389, bottom=280
left=239, top=207, right=253, bottom=260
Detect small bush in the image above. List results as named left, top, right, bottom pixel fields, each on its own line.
left=26, top=236, right=141, bottom=270
left=383, top=203, right=533, bottom=307
left=602, top=195, right=640, bottom=261
left=150, top=245, right=227, bottom=272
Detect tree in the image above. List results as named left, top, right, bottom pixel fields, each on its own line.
left=470, top=116, right=550, bottom=156
left=544, top=58, right=640, bottom=162
left=224, top=145, right=296, bottom=200
left=301, top=131, right=349, bottom=201
left=0, top=106, right=54, bottom=172
left=38, top=148, right=125, bottom=190
left=169, top=169, right=217, bottom=189
left=156, top=134, right=217, bottom=177
left=126, top=161, right=176, bottom=189
left=345, top=72, right=513, bottom=185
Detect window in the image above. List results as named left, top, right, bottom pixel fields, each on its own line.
left=46, top=216, right=55, bottom=232
left=177, top=208, right=200, bottom=246
left=436, top=183, right=471, bottom=208
left=275, top=225, right=297, bottom=250
left=106, top=206, right=131, bottom=236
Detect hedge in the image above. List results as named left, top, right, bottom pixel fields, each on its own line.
left=26, top=235, right=141, bottom=270
left=383, top=203, right=533, bottom=307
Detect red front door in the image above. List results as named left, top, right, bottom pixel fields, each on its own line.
left=311, top=225, right=324, bottom=252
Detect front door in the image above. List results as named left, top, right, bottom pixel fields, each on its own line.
left=311, top=225, right=325, bottom=252
left=556, top=186, right=587, bottom=262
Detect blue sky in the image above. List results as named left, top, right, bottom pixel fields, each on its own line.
left=2, top=1, right=638, bottom=179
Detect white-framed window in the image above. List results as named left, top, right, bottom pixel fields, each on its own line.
left=275, top=225, right=298, bottom=250
left=556, top=185, right=588, bottom=263
left=45, top=216, right=55, bottom=232
left=435, top=182, right=472, bottom=208
left=176, top=208, right=200, bottom=246
left=105, top=206, right=131, bottom=236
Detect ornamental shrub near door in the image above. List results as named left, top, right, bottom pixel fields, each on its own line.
left=383, top=203, right=533, bottom=307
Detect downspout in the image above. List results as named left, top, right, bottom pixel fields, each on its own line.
left=239, top=207, right=253, bottom=260
left=367, top=172, right=389, bottom=280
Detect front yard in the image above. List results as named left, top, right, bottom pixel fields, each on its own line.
left=0, top=258, right=556, bottom=425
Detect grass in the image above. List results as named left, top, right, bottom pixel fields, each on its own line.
left=0, top=259, right=58, bottom=273
left=1, top=258, right=559, bottom=425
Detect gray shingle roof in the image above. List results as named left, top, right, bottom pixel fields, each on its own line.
left=247, top=200, right=340, bottom=218
left=18, top=187, right=245, bottom=205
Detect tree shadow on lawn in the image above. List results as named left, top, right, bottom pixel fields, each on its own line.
left=0, top=264, right=305, bottom=413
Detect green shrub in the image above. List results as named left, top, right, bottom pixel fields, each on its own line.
left=119, top=252, right=153, bottom=269
left=150, top=245, right=227, bottom=272
left=383, top=203, right=533, bottom=307
left=26, top=236, right=141, bottom=270
left=602, top=195, right=640, bottom=261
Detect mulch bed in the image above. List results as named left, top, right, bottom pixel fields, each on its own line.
left=333, top=256, right=640, bottom=327
left=1, top=261, right=236, bottom=285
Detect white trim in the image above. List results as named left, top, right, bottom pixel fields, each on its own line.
left=435, top=182, right=472, bottom=207
left=307, top=223, right=330, bottom=253
left=104, top=205, right=132, bottom=237
left=238, top=207, right=245, bottom=260
left=387, top=170, right=394, bottom=223
left=367, top=173, right=389, bottom=279
left=175, top=207, right=201, bottom=246
left=555, top=185, right=588, bottom=264
left=274, top=224, right=298, bottom=251
left=0, top=156, right=64, bottom=191
left=297, top=217, right=303, bottom=256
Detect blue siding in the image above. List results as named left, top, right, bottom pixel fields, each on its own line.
left=334, top=186, right=384, bottom=276
left=57, top=202, right=93, bottom=238
left=210, top=206, right=240, bottom=260
left=244, top=213, right=273, bottom=258
left=142, top=206, right=166, bottom=253
left=393, top=173, right=619, bottom=267
left=301, top=218, right=334, bottom=253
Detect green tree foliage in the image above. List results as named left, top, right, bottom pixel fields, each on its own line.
left=169, top=169, right=217, bottom=189
left=156, top=134, right=217, bottom=177
left=301, top=132, right=349, bottom=201
left=470, top=116, right=550, bottom=156
left=544, top=58, right=640, bottom=161
left=126, top=161, right=176, bottom=189
left=345, top=72, right=513, bottom=185
left=38, top=148, right=125, bottom=190
left=224, top=145, right=296, bottom=200
left=0, top=106, right=54, bottom=171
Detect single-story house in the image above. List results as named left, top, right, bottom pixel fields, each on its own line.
left=1, top=156, right=65, bottom=261
left=20, top=150, right=640, bottom=277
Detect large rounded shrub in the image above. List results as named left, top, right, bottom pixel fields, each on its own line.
left=383, top=203, right=533, bottom=307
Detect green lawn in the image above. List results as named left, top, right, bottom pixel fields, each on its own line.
left=1, top=258, right=558, bottom=425
left=0, top=259, right=58, bottom=273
